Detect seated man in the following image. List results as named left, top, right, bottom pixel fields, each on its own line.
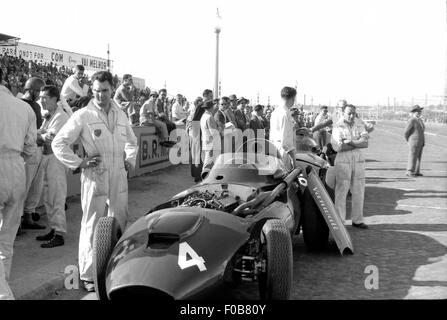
left=140, top=91, right=176, bottom=147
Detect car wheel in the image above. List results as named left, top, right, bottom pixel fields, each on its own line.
left=258, top=219, right=292, bottom=300
left=302, top=187, right=329, bottom=251
left=93, top=217, right=121, bottom=300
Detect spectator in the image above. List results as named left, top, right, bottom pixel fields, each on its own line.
left=214, top=96, right=230, bottom=133
left=139, top=91, right=175, bottom=147
left=234, top=97, right=248, bottom=131
left=249, top=104, right=265, bottom=140
left=0, top=77, right=37, bottom=300
left=156, top=88, right=169, bottom=118
left=224, top=94, right=238, bottom=128
left=270, top=87, right=297, bottom=170
left=171, top=94, right=187, bottom=123
left=52, top=71, right=138, bottom=292
left=113, top=73, right=135, bottom=117
left=404, top=105, right=425, bottom=177
left=60, top=65, right=88, bottom=107
left=331, top=104, right=369, bottom=229
left=33, top=85, right=70, bottom=248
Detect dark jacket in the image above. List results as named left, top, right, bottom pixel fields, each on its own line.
left=404, top=117, right=425, bottom=147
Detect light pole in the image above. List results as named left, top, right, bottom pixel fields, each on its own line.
left=214, top=9, right=221, bottom=100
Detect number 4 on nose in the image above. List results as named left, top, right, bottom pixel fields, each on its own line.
left=177, top=242, right=207, bottom=272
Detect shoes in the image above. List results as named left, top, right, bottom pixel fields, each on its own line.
left=406, top=172, right=416, bottom=177
left=83, top=280, right=95, bottom=292
left=159, top=141, right=176, bottom=148
left=352, top=222, right=369, bottom=229
left=21, top=220, right=46, bottom=230
left=36, top=229, right=55, bottom=241
left=41, top=234, right=64, bottom=248
left=415, top=173, right=423, bottom=176
left=32, top=212, right=40, bottom=222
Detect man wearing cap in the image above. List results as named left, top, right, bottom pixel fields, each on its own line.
left=234, top=98, right=248, bottom=131
left=404, top=105, right=425, bottom=177
left=313, top=105, right=330, bottom=149
left=224, top=94, right=238, bottom=128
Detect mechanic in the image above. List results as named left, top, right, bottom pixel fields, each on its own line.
left=404, top=105, right=425, bottom=177
left=0, top=80, right=37, bottom=300
left=200, top=100, right=221, bottom=178
left=32, top=85, right=70, bottom=248
left=52, top=71, right=138, bottom=292
left=331, top=104, right=369, bottom=229
left=269, top=86, right=297, bottom=170
left=21, top=77, right=47, bottom=231
left=313, top=105, right=330, bottom=149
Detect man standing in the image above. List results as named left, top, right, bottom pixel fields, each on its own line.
left=313, top=105, right=330, bottom=149
left=32, top=85, right=70, bottom=248
left=171, top=94, right=187, bottom=123
left=224, top=94, right=238, bottom=128
left=234, top=98, right=248, bottom=131
left=186, top=89, right=213, bottom=182
left=404, top=105, right=425, bottom=177
left=61, top=65, right=88, bottom=108
left=21, top=77, right=46, bottom=229
left=52, top=71, right=138, bottom=292
left=331, top=104, right=369, bottom=229
left=0, top=84, right=37, bottom=300
left=270, top=87, right=297, bottom=169
left=250, top=104, right=265, bottom=140
left=200, top=100, right=221, bottom=178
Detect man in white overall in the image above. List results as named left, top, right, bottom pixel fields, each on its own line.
left=331, top=104, right=369, bottom=229
left=52, top=71, right=138, bottom=292
left=0, top=83, right=37, bottom=299
left=33, top=85, right=70, bottom=248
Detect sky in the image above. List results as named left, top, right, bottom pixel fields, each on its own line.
left=1, top=0, right=445, bottom=106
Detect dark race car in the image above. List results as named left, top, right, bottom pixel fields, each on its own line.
left=92, top=140, right=353, bottom=300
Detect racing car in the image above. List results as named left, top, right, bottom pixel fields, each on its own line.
left=92, top=140, right=353, bottom=300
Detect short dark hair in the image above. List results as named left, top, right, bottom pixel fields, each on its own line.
left=254, top=104, right=264, bottom=112
left=221, top=96, right=230, bottom=103
left=344, top=104, right=356, bottom=111
left=202, top=89, right=213, bottom=98
left=41, top=85, right=60, bottom=102
left=203, top=100, right=214, bottom=109
left=280, top=86, right=297, bottom=100
left=75, top=65, right=85, bottom=72
left=123, top=74, right=132, bottom=81
left=159, top=88, right=167, bottom=94
left=91, top=71, right=114, bottom=88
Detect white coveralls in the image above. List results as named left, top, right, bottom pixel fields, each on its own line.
left=30, top=105, right=70, bottom=234
left=0, top=89, right=37, bottom=299
left=331, top=118, right=368, bottom=224
left=52, top=100, right=137, bottom=282
left=200, top=110, right=221, bottom=174
left=269, top=104, right=296, bottom=169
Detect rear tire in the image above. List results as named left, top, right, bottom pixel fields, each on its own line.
left=93, top=217, right=121, bottom=300
left=258, top=219, right=292, bottom=300
left=302, top=187, right=329, bottom=251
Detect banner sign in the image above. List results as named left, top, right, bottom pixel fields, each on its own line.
left=0, top=42, right=112, bottom=72
left=139, top=133, right=169, bottom=167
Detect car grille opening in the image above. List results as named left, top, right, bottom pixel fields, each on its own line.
left=147, top=233, right=180, bottom=249
left=109, top=286, right=174, bottom=300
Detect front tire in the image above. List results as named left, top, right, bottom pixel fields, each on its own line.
left=258, top=219, right=292, bottom=300
left=302, top=187, right=329, bottom=251
left=93, top=217, right=122, bottom=300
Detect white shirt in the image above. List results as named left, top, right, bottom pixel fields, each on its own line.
left=314, top=112, right=330, bottom=131
left=331, top=118, right=368, bottom=152
left=171, top=101, right=187, bottom=120
left=200, top=110, right=220, bottom=151
left=61, top=75, right=88, bottom=101
left=269, top=104, right=295, bottom=153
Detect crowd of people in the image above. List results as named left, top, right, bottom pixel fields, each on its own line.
left=0, top=55, right=430, bottom=300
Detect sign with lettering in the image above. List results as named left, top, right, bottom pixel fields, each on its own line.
left=0, top=42, right=112, bottom=72
left=139, top=133, right=169, bottom=167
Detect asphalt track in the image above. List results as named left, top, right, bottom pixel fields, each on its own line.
left=48, top=120, right=447, bottom=300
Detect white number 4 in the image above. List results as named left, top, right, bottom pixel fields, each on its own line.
left=177, top=242, right=207, bottom=272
